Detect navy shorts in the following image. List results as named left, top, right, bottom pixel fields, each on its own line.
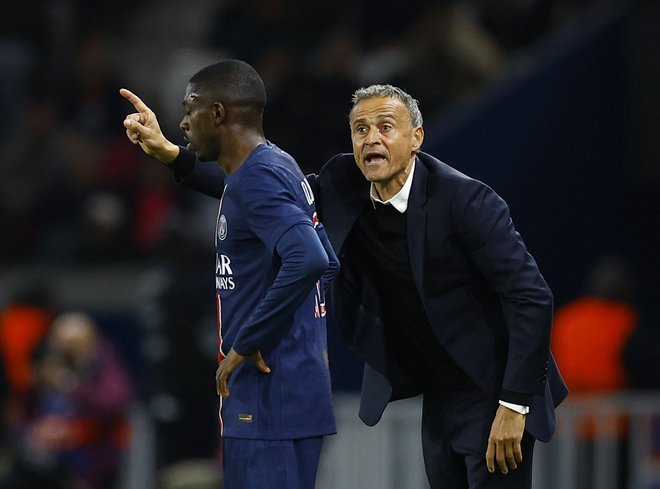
left=222, top=436, right=323, bottom=489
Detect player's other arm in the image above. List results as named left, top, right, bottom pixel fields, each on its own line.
left=215, top=223, right=329, bottom=397
left=235, top=222, right=328, bottom=354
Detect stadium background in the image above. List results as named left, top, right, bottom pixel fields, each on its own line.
left=1, top=0, right=659, bottom=487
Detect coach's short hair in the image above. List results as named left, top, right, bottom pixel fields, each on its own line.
left=350, top=84, right=423, bottom=128
left=189, top=59, right=267, bottom=114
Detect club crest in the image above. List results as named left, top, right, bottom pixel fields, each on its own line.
left=218, top=215, right=228, bottom=240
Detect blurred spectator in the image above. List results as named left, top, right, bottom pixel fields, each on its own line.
left=0, top=285, right=57, bottom=457
left=552, top=254, right=638, bottom=394
left=552, top=254, right=638, bottom=489
left=0, top=287, right=56, bottom=402
left=1, top=312, right=133, bottom=489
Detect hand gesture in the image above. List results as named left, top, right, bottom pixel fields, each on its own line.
left=216, top=348, right=271, bottom=397
left=485, top=405, right=526, bottom=475
left=119, top=88, right=180, bottom=164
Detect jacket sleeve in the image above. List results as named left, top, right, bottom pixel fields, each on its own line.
left=454, top=180, right=553, bottom=402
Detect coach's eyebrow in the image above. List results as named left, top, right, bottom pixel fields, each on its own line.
left=352, top=113, right=397, bottom=126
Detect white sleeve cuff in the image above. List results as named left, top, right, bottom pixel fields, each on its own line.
left=499, top=400, right=530, bottom=415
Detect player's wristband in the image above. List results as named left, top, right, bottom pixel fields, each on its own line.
left=170, top=146, right=196, bottom=180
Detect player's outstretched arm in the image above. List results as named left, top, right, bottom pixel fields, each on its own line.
left=119, top=88, right=180, bottom=164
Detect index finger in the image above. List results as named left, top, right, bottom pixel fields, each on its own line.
left=119, top=88, right=150, bottom=113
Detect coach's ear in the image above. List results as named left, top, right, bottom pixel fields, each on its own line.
left=213, top=102, right=226, bottom=126
left=412, top=126, right=424, bottom=153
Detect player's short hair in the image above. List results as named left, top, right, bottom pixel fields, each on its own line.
left=350, top=84, right=423, bottom=128
left=189, top=60, right=267, bottom=114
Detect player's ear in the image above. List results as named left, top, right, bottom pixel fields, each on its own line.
left=213, top=102, right=226, bottom=126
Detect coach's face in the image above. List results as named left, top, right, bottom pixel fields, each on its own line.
left=350, top=96, right=424, bottom=199
left=180, top=83, right=221, bottom=162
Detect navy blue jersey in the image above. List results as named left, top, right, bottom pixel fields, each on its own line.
left=215, top=142, right=335, bottom=440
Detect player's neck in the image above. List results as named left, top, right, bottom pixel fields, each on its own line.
left=218, top=129, right=266, bottom=175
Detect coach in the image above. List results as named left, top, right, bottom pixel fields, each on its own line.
left=307, top=85, right=567, bottom=489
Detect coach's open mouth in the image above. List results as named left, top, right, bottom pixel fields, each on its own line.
left=365, top=151, right=386, bottom=165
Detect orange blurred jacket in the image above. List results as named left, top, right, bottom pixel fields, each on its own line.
left=0, top=304, right=52, bottom=395
left=552, top=297, right=637, bottom=392
left=552, top=297, right=637, bottom=438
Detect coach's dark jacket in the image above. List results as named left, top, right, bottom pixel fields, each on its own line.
left=307, top=152, right=567, bottom=443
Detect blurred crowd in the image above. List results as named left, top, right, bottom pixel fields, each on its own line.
left=0, top=249, right=223, bottom=487
left=0, top=297, right=133, bottom=489
left=0, top=0, right=598, bottom=265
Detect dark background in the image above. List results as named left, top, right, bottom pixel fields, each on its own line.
left=1, top=0, right=658, bottom=462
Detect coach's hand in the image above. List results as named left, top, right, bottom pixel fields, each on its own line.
left=216, top=348, right=271, bottom=397
left=119, top=88, right=180, bottom=164
left=486, top=405, right=526, bottom=475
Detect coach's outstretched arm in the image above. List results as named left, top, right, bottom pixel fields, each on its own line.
left=120, top=88, right=180, bottom=164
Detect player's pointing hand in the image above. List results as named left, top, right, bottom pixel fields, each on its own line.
left=119, top=88, right=180, bottom=164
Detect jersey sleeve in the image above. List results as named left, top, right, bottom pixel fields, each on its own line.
left=170, top=146, right=226, bottom=199
left=232, top=223, right=329, bottom=355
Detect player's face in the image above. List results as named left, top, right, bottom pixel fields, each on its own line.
left=350, top=96, right=423, bottom=197
left=180, top=83, right=219, bottom=161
